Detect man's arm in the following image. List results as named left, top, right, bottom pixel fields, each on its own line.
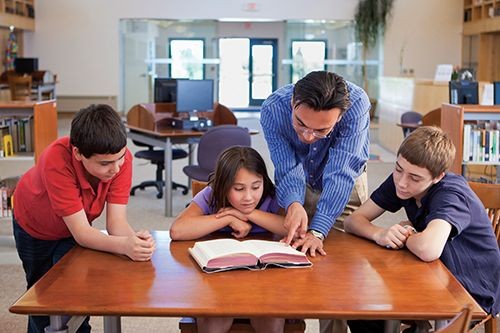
left=260, top=95, right=308, bottom=242
left=309, top=89, right=371, bottom=237
left=405, top=219, right=452, bottom=262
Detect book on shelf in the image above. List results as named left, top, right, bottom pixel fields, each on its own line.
left=462, top=121, right=500, bottom=163
left=189, top=238, right=313, bottom=273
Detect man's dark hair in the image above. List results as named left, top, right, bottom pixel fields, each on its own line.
left=70, top=104, right=127, bottom=158
left=292, top=71, right=351, bottom=115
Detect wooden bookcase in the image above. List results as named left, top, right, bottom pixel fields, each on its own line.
left=440, top=104, right=500, bottom=180
left=0, top=99, right=57, bottom=163
left=462, top=0, right=500, bottom=82
left=0, top=0, right=35, bottom=30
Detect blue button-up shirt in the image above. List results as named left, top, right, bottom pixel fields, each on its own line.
left=260, top=82, right=370, bottom=236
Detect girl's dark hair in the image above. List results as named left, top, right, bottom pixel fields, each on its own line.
left=208, top=146, right=275, bottom=212
left=70, top=104, right=127, bottom=158
left=292, top=71, right=351, bottom=116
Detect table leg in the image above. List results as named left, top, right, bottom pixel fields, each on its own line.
left=104, top=316, right=122, bottom=333
left=384, top=320, right=401, bottom=333
left=164, top=138, right=173, bottom=216
left=187, top=143, right=195, bottom=190
left=45, top=315, right=86, bottom=333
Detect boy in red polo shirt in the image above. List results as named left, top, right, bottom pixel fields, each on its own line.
left=13, top=104, right=156, bottom=333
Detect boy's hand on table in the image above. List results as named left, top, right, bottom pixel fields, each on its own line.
left=125, top=232, right=156, bottom=261
left=374, top=224, right=411, bottom=250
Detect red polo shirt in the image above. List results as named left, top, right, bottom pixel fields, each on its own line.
left=14, top=137, right=132, bottom=240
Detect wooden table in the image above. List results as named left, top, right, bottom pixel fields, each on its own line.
left=9, top=231, right=485, bottom=333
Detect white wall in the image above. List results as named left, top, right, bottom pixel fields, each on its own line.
left=23, top=0, right=463, bottom=102
left=383, top=0, right=463, bottom=79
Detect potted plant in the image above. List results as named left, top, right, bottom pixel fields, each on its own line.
left=354, top=0, right=394, bottom=119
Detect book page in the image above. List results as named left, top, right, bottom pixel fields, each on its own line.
left=189, top=239, right=258, bottom=269
left=242, top=240, right=311, bottom=264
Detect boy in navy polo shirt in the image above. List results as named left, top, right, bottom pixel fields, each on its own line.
left=344, top=126, right=499, bottom=333
left=13, top=104, right=156, bottom=333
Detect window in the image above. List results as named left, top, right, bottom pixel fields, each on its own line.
left=169, top=39, right=205, bottom=79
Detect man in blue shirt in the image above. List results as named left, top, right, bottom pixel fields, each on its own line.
left=261, top=71, right=370, bottom=256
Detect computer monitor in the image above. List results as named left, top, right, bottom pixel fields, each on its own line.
left=449, top=80, right=479, bottom=104
left=154, top=78, right=178, bottom=103
left=494, top=81, right=500, bottom=105
left=14, top=58, right=38, bottom=75
left=176, top=79, right=214, bottom=114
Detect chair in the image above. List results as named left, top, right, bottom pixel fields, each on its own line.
left=467, top=181, right=499, bottom=333
left=399, top=111, right=423, bottom=138
left=434, top=306, right=473, bottom=333
left=130, top=141, right=189, bottom=198
left=183, top=125, right=251, bottom=182
left=8, top=75, right=33, bottom=101
left=468, top=181, right=500, bottom=244
left=191, top=179, right=208, bottom=197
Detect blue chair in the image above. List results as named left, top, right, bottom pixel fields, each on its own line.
left=183, top=125, right=251, bottom=182
left=400, top=111, right=423, bottom=138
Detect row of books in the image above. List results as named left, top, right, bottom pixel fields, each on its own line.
left=0, top=187, right=13, bottom=218
left=0, top=178, right=17, bottom=218
left=462, top=122, right=500, bottom=163
left=0, top=116, right=35, bottom=156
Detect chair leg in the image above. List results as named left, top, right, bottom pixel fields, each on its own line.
left=484, top=315, right=497, bottom=333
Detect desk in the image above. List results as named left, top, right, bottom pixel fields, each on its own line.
left=127, top=124, right=206, bottom=217
left=32, top=81, right=56, bottom=100
left=9, top=231, right=485, bottom=333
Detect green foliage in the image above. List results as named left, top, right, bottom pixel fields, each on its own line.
left=354, top=0, right=394, bottom=50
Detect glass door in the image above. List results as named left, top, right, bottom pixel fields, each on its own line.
left=219, top=38, right=277, bottom=107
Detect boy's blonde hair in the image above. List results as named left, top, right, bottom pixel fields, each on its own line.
left=397, top=126, right=456, bottom=178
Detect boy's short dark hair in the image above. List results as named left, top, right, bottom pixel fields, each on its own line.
left=397, top=126, right=456, bottom=178
left=70, top=104, right=127, bottom=158
left=292, top=71, right=351, bottom=116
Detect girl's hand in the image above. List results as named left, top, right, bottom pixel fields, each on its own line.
left=228, top=219, right=252, bottom=238
left=373, top=224, right=411, bottom=249
left=125, top=233, right=156, bottom=261
left=216, top=207, right=249, bottom=221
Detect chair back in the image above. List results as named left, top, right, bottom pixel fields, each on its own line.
left=434, top=306, right=473, bottom=333
left=468, top=181, right=500, bottom=243
left=400, top=111, right=423, bottom=137
left=8, top=75, right=33, bottom=101
left=183, top=125, right=251, bottom=182
left=191, top=179, right=208, bottom=197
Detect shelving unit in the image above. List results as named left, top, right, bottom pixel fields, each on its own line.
left=0, top=0, right=35, bottom=31
left=0, top=100, right=57, bottom=163
left=440, top=103, right=500, bottom=182
left=462, top=0, right=500, bottom=82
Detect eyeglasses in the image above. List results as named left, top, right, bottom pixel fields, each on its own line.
left=292, top=122, right=331, bottom=139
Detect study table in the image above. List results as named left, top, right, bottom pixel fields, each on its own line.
left=9, top=230, right=485, bottom=333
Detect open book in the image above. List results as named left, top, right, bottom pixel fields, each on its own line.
left=188, top=238, right=312, bottom=273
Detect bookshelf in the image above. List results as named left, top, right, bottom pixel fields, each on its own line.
left=0, top=0, right=34, bottom=30
left=440, top=104, right=500, bottom=182
left=462, top=0, right=500, bottom=82
left=0, top=100, right=57, bottom=219
left=0, top=100, right=57, bottom=163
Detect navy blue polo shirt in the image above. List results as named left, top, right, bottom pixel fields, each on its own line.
left=372, top=173, right=500, bottom=315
